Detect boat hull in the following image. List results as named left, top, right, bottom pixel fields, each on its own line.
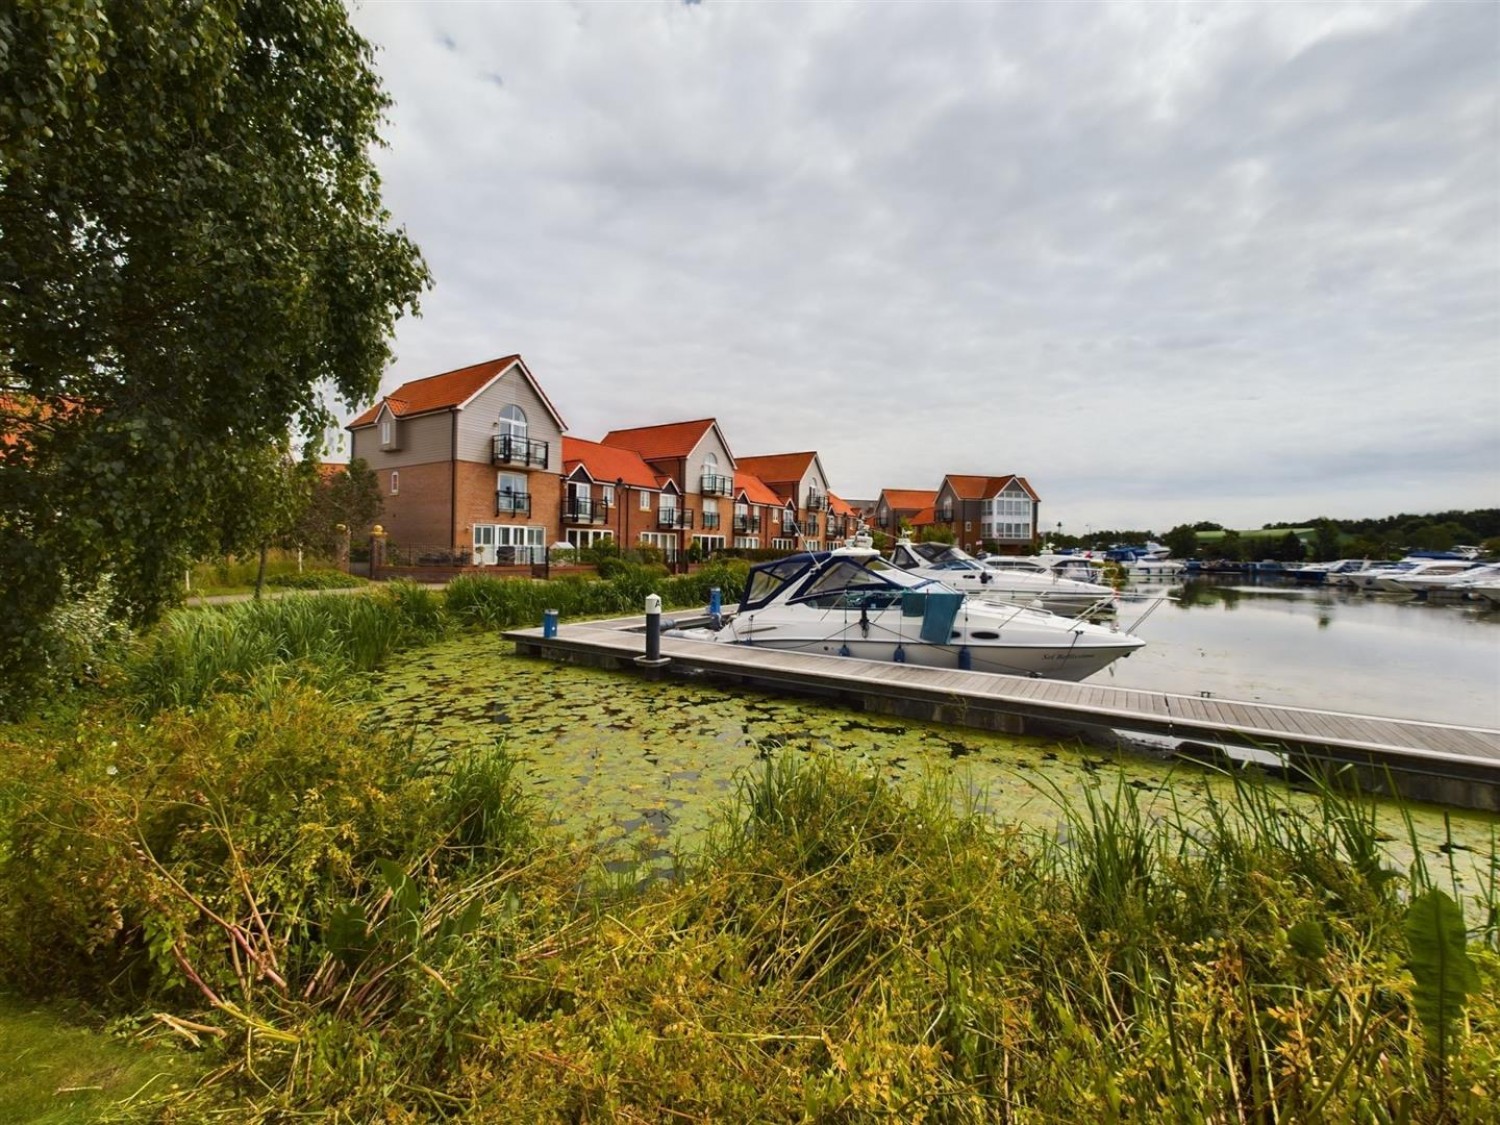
left=686, top=615, right=1142, bottom=681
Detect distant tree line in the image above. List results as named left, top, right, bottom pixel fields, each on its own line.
left=1039, top=510, right=1497, bottom=562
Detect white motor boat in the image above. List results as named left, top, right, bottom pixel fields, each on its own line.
left=1128, top=557, right=1186, bottom=578
left=1401, top=562, right=1500, bottom=597
left=671, top=543, right=1145, bottom=681
left=1372, top=559, right=1476, bottom=593
left=890, top=540, right=1116, bottom=612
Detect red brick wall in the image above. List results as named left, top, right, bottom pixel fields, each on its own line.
left=455, top=463, right=563, bottom=546
left=377, top=462, right=453, bottom=548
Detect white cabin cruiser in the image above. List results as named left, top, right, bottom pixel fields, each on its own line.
left=889, top=540, right=1116, bottom=612
left=671, top=544, right=1144, bottom=681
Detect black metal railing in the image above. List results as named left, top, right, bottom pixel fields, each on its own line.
left=937, top=507, right=954, bottom=522
left=733, top=514, right=761, bottom=533
left=827, top=518, right=850, bottom=538
left=700, top=473, right=734, bottom=497
left=563, top=496, right=609, bottom=524
left=701, top=512, right=721, bottom=531
left=657, top=509, right=695, bottom=530
left=492, top=433, right=549, bottom=468
left=495, top=490, right=532, bottom=517
left=805, top=492, right=826, bottom=511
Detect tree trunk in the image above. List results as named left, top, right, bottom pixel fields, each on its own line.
left=255, top=543, right=269, bottom=600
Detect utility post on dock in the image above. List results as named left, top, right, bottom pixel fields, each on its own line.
left=636, top=593, right=671, bottom=673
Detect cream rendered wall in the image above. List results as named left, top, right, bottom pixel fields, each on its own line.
left=455, top=364, right=565, bottom=472
left=351, top=411, right=454, bottom=469
left=685, top=428, right=735, bottom=489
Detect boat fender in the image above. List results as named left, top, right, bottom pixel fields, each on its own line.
left=839, top=643, right=851, bottom=657
left=958, top=646, right=972, bottom=671
left=859, top=606, right=870, bottom=638
left=660, top=618, right=678, bottom=631
left=893, top=644, right=906, bottom=663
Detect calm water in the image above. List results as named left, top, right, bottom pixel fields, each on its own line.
left=1103, top=577, right=1500, bottom=729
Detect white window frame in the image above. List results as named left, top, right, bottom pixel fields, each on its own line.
left=639, top=490, right=652, bottom=511
left=499, top=404, right=528, bottom=440
left=390, top=470, right=399, bottom=495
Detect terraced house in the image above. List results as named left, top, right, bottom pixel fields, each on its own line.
left=735, top=452, right=840, bottom=550
left=873, top=489, right=939, bottom=537
left=346, top=355, right=566, bottom=563
left=599, top=418, right=737, bottom=561
left=559, top=437, right=663, bottom=553
left=934, top=474, right=1039, bottom=553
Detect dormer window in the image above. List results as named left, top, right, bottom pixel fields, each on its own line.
left=379, top=412, right=400, bottom=451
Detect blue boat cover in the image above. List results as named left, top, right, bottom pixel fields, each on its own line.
left=919, top=591, right=964, bottom=644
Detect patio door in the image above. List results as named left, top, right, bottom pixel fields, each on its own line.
left=473, top=524, right=497, bottom=566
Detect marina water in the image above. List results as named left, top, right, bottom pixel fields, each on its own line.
left=1106, top=577, right=1500, bottom=728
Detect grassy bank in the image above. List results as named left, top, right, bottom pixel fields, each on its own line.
left=2, top=572, right=1496, bottom=1120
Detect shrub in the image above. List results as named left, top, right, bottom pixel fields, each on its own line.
left=265, top=569, right=366, bottom=590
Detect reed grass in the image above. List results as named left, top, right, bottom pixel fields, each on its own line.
left=4, top=706, right=1493, bottom=1122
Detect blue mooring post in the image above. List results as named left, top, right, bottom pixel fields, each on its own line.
left=644, top=593, right=662, bottom=662
left=709, top=586, right=721, bottom=616
left=543, top=608, right=558, bottom=638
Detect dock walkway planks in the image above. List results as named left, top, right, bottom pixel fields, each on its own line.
left=505, top=617, right=1500, bottom=810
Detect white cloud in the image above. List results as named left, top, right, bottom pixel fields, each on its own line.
left=348, top=0, right=1499, bottom=531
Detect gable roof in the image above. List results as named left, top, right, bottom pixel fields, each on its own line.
left=734, top=470, right=784, bottom=507
left=735, top=451, right=818, bottom=490
left=601, top=418, right=732, bottom=464
left=942, top=474, right=1040, bottom=502
left=879, top=488, right=939, bottom=511
left=561, top=436, right=659, bottom=490
left=826, top=491, right=855, bottom=518
left=347, top=354, right=566, bottom=431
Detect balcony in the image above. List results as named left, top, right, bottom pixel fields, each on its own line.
left=563, top=496, right=609, bottom=525
left=700, top=472, right=734, bottom=498
left=657, top=508, right=695, bottom=530
left=827, top=517, right=849, bottom=538
left=701, top=512, right=721, bottom=531
left=492, top=433, right=549, bottom=468
left=805, top=492, right=827, bottom=511
left=801, top=515, right=820, bottom=535
left=937, top=507, right=954, bottom=522
left=733, top=514, right=761, bottom=534
left=495, top=490, right=532, bottom=517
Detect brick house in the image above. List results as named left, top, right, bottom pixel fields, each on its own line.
left=731, top=470, right=783, bottom=550
left=599, top=419, right=737, bottom=560
left=735, top=452, right=836, bottom=550
left=873, top=489, right=938, bottom=536
left=559, top=437, right=664, bottom=552
left=826, top=492, right=857, bottom=542
left=934, top=474, right=1040, bottom=553
left=346, top=355, right=567, bottom=564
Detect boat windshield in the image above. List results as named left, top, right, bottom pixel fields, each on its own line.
left=788, top=556, right=934, bottom=608
left=742, top=556, right=815, bottom=610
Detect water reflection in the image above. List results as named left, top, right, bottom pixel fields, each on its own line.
left=1106, top=577, right=1500, bottom=726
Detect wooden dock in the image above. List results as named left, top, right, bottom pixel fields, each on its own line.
left=505, top=616, right=1500, bottom=812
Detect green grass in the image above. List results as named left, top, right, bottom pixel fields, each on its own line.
left=0, top=997, right=198, bottom=1124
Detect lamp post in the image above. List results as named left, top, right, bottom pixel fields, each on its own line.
left=615, top=476, right=624, bottom=552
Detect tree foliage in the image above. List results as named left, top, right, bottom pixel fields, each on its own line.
left=295, top=458, right=382, bottom=557
left=0, top=0, right=428, bottom=711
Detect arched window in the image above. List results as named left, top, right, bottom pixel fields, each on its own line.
left=704, top=452, right=717, bottom=470
left=499, top=404, right=528, bottom=439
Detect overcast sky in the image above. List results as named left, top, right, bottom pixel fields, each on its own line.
left=345, top=0, right=1498, bottom=534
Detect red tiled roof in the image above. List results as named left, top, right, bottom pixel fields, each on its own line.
left=880, top=488, right=938, bottom=511
left=601, top=418, right=722, bottom=462
left=826, top=491, right=855, bottom=518
left=910, top=507, right=936, bottom=527
left=562, top=436, right=659, bottom=490
left=348, top=355, right=520, bottom=427
left=316, top=461, right=348, bottom=481
left=735, top=471, right=783, bottom=507
left=943, top=474, right=1039, bottom=502
left=736, top=451, right=815, bottom=489
left=348, top=354, right=567, bottom=433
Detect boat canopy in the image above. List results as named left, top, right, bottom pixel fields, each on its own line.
left=739, top=551, right=937, bottom=613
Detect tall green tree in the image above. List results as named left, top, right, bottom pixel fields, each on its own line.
left=0, top=0, right=428, bottom=710
left=295, top=457, right=382, bottom=558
